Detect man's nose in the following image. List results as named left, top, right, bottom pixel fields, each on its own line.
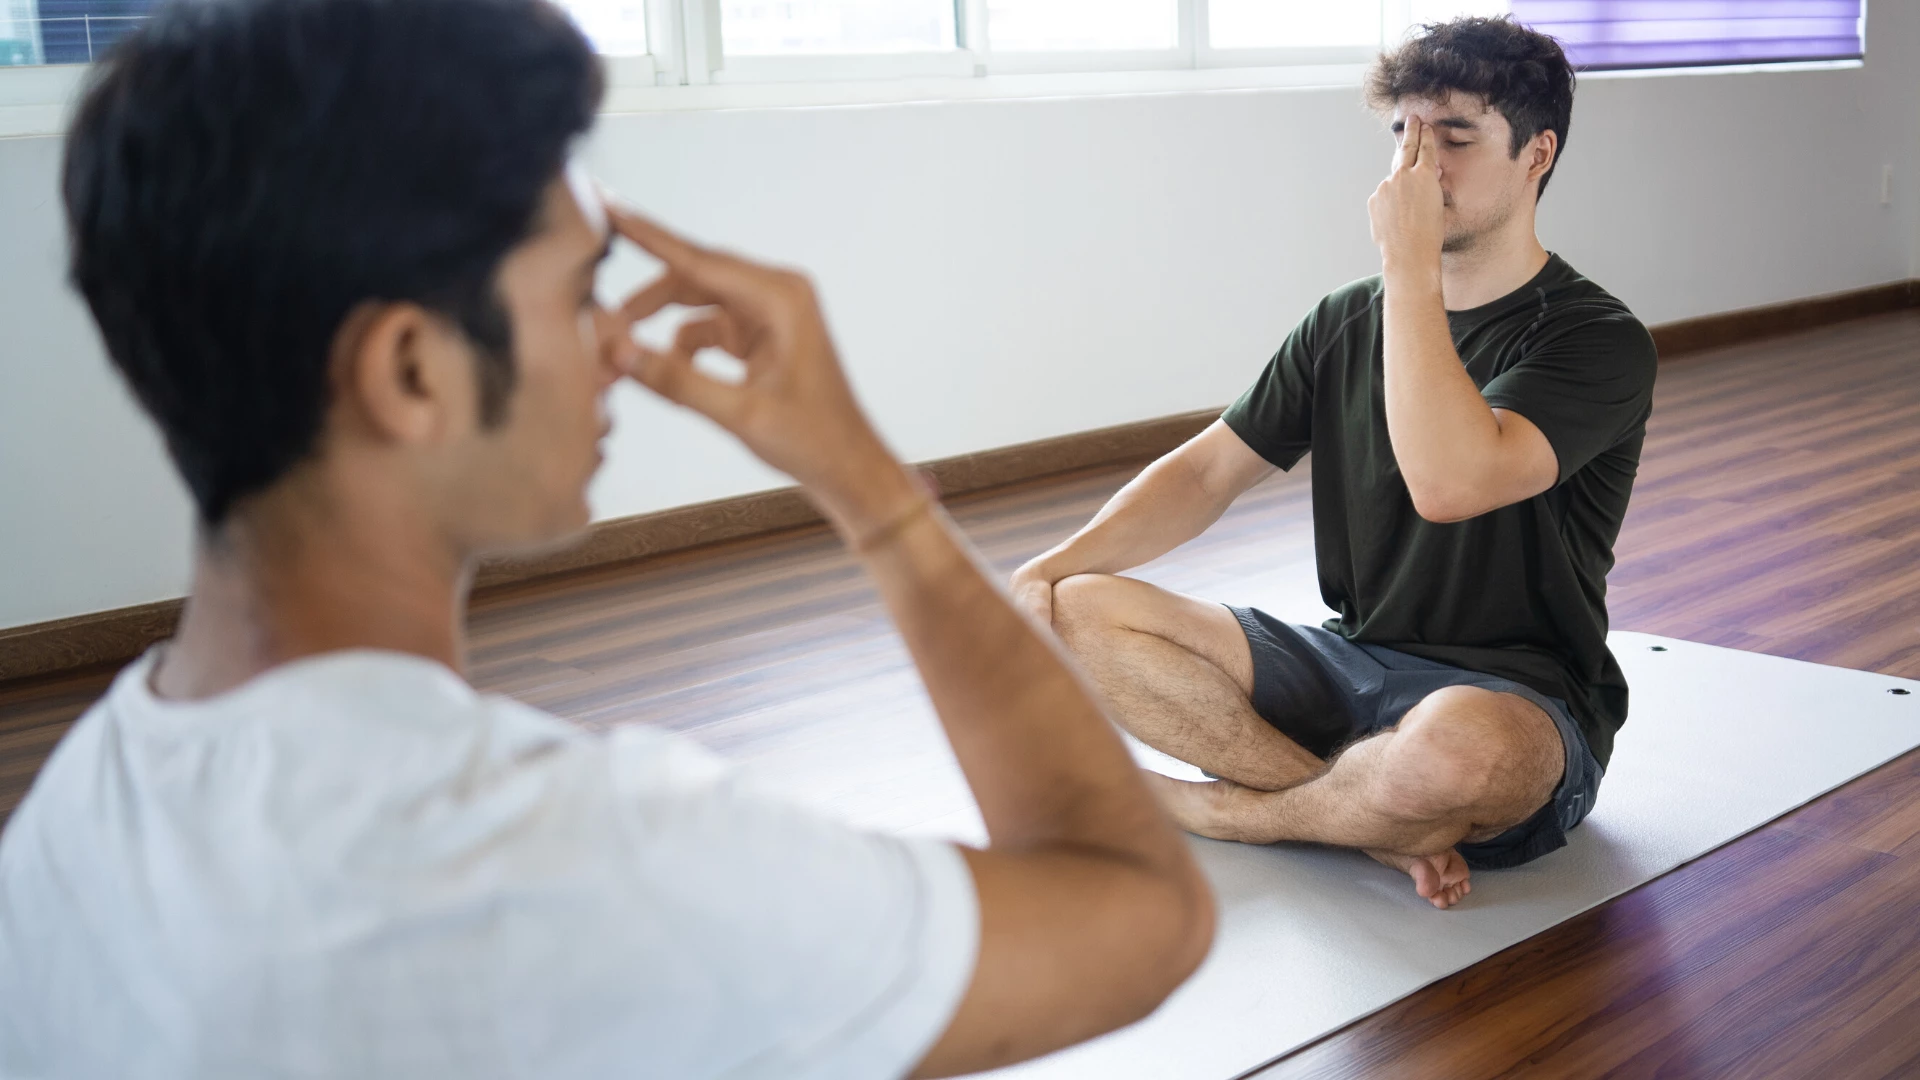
left=593, top=306, right=629, bottom=389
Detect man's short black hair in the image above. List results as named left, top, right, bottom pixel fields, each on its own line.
left=1366, top=16, right=1575, bottom=200
left=63, top=0, right=603, bottom=526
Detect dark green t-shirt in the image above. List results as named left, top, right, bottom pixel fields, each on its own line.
left=1221, top=254, right=1657, bottom=767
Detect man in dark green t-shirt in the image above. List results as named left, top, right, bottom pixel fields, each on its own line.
left=1011, top=18, right=1657, bottom=910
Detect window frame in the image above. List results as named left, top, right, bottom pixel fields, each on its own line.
left=968, top=0, right=1190, bottom=76
left=0, top=0, right=1876, bottom=137
left=683, top=0, right=1408, bottom=83
left=1197, top=0, right=1400, bottom=70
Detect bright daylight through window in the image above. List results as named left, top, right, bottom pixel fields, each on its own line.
left=0, top=0, right=1870, bottom=79
left=721, top=0, right=955, bottom=56
left=557, top=0, right=649, bottom=57
left=1208, top=0, right=1381, bottom=49
left=986, top=0, right=1177, bottom=52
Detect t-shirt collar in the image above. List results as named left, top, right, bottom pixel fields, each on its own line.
left=1445, top=252, right=1569, bottom=325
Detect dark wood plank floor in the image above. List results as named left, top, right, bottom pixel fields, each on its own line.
left=2, top=310, right=1917, bottom=1077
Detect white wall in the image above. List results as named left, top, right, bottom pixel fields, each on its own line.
left=3, top=4, right=1917, bottom=630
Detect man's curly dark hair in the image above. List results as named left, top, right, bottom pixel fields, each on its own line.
left=1366, top=17, right=1576, bottom=200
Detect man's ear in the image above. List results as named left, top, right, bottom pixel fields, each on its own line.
left=329, top=301, right=476, bottom=446
left=1526, top=129, right=1558, bottom=189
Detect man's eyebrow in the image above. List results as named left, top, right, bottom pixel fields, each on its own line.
left=1390, top=116, right=1481, bottom=133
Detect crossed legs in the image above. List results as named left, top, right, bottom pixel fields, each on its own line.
left=1049, top=573, right=1563, bottom=909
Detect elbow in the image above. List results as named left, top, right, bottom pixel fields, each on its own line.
left=1148, top=866, right=1218, bottom=1009
left=1173, top=873, right=1217, bottom=983
left=1106, top=861, right=1219, bottom=1032
left=1406, top=483, right=1485, bottom=524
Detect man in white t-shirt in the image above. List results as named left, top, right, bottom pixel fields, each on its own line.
left=0, top=0, right=1214, bottom=1076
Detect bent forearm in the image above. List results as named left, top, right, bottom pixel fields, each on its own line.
left=1024, top=450, right=1236, bottom=584
left=857, top=486, right=1192, bottom=867
left=844, top=467, right=1210, bottom=1080
left=1380, top=269, right=1507, bottom=514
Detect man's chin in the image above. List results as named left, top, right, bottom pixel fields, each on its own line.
left=471, top=502, right=595, bottom=566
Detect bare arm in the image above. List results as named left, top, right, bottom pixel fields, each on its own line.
left=1369, top=115, right=1559, bottom=523
left=865, top=485, right=1215, bottom=1078
left=1009, top=420, right=1275, bottom=625
left=605, top=207, right=1214, bottom=1078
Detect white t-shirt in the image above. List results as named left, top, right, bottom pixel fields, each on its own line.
left=0, top=649, right=977, bottom=1079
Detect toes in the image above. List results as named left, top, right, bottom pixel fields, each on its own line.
left=1370, top=849, right=1474, bottom=909
left=1405, top=859, right=1440, bottom=899
left=1412, top=854, right=1472, bottom=909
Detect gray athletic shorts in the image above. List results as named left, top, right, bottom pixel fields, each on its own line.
left=1229, top=606, right=1603, bottom=871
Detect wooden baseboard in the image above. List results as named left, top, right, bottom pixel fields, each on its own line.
left=0, top=600, right=186, bottom=686
left=6, top=276, right=1917, bottom=687
left=0, top=408, right=1220, bottom=684
left=1650, top=279, right=1918, bottom=358
left=473, top=408, right=1219, bottom=592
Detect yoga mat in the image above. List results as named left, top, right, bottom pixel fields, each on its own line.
left=939, top=632, right=1920, bottom=1079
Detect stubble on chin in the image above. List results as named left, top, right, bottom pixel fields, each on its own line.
left=1440, top=197, right=1515, bottom=256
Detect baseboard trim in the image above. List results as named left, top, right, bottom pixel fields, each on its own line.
left=7, top=277, right=1917, bottom=687
left=0, top=408, right=1220, bottom=684
left=1650, top=279, right=1918, bottom=358
left=0, top=600, right=186, bottom=687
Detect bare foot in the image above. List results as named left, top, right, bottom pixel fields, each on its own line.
left=1143, top=772, right=1474, bottom=909
left=1366, top=848, right=1472, bottom=910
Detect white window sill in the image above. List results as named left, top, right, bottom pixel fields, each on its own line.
left=0, top=56, right=1863, bottom=140
left=602, top=61, right=1377, bottom=115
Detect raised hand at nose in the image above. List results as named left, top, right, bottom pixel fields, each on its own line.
left=601, top=203, right=923, bottom=541
left=1368, top=113, right=1446, bottom=275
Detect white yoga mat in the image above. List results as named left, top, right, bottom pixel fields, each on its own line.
left=951, top=632, right=1920, bottom=1079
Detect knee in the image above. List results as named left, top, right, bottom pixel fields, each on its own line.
left=1050, top=573, right=1131, bottom=641
left=1374, top=688, right=1528, bottom=822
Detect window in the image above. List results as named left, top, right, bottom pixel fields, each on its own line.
left=6, top=0, right=157, bottom=66
left=1409, top=0, right=1514, bottom=27
left=1210, top=0, right=1380, bottom=49
left=720, top=0, right=956, bottom=56
left=0, top=0, right=1871, bottom=81
left=1508, top=0, right=1865, bottom=71
left=557, top=0, right=651, bottom=58
left=985, top=0, right=1179, bottom=52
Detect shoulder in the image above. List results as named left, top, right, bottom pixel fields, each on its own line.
left=1535, top=265, right=1659, bottom=378
left=1316, top=274, right=1385, bottom=332
left=1275, top=275, right=1381, bottom=365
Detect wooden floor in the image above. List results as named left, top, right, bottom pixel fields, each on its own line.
left=2, top=311, right=1918, bottom=1077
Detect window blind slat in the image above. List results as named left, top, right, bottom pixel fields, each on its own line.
left=1528, top=19, right=1865, bottom=45
left=1511, top=0, right=1863, bottom=69
left=1518, top=0, right=1860, bottom=18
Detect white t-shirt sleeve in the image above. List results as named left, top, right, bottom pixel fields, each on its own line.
left=547, top=725, right=980, bottom=1080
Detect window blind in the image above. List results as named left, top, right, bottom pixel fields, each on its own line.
left=1509, top=0, right=1865, bottom=70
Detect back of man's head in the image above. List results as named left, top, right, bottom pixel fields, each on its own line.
left=1366, top=16, right=1575, bottom=200
left=63, top=0, right=603, bottom=527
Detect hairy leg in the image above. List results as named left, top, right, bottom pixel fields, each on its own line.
left=1146, top=686, right=1564, bottom=909
left=1050, top=573, right=1322, bottom=791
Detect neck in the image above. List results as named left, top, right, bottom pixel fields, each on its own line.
left=1439, top=210, right=1549, bottom=312
left=153, top=476, right=470, bottom=701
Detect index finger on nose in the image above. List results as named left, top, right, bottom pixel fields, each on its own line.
left=1397, top=114, right=1423, bottom=171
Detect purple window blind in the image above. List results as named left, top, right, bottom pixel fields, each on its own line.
left=1509, top=1, right=1865, bottom=71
